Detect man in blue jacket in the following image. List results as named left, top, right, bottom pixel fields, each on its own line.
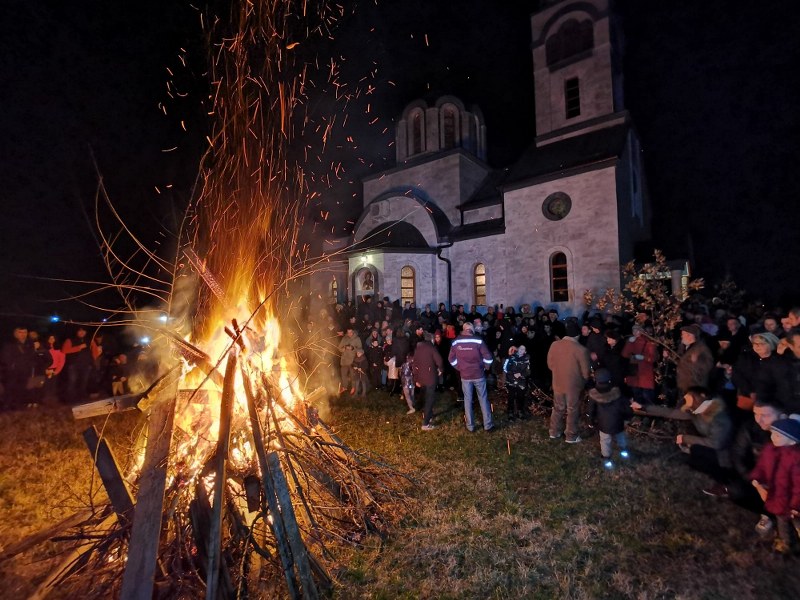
left=449, top=322, right=495, bottom=432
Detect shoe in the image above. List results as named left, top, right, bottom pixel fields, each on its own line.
left=406, top=408, right=416, bottom=415
left=507, top=414, right=517, bottom=422
left=421, top=424, right=436, bottom=431
left=466, top=427, right=475, bottom=433
left=485, top=425, right=496, bottom=432
left=773, top=537, right=791, bottom=554
left=349, top=388, right=356, bottom=395
left=549, top=433, right=562, bottom=440
left=565, top=436, right=582, bottom=444
left=619, top=450, right=630, bottom=459
left=755, top=515, right=774, bottom=536
left=602, top=458, right=614, bottom=469
left=701, top=484, right=729, bottom=499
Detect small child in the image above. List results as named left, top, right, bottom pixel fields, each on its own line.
left=352, top=349, right=369, bottom=398
left=749, top=415, right=800, bottom=554
left=588, top=368, right=633, bottom=468
left=400, top=356, right=416, bottom=414
left=503, top=345, right=531, bottom=421
left=110, top=353, right=130, bottom=396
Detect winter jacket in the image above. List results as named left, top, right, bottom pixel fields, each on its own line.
left=588, top=387, right=633, bottom=435
left=338, top=334, right=362, bottom=367
left=412, top=340, right=443, bottom=387
left=503, top=353, right=530, bottom=389
left=748, top=443, right=800, bottom=517
left=419, top=310, right=437, bottom=333
left=676, top=340, right=714, bottom=393
left=547, top=337, right=591, bottom=394
left=448, top=333, right=493, bottom=381
left=621, top=335, right=656, bottom=390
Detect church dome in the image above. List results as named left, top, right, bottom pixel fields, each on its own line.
left=395, top=96, right=486, bottom=162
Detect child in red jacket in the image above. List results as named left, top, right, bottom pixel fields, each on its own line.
left=749, top=416, right=800, bottom=554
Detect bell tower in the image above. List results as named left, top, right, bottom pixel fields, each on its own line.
left=531, top=0, right=626, bottom=145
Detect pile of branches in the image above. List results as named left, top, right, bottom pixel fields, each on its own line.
left=12, top=331, right=412, bottom=600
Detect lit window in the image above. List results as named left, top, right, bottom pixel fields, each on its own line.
left=330, top=278, right=338, bottom=304
left=550, top=252, right=569, bottom=302
left=474, top=263, right=486, bottom=306
left=400, top=266, right=415, bottom=303
left=565, top=78, right=580, bottom=119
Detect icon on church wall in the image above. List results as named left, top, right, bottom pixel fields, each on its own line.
left=356, top=268, right=374, bottom=293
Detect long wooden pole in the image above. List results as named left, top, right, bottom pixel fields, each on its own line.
left=205, top=351, right=238, bottom=600
left=242, top=369, right=300, bottom=599
left=267, top=452, right=319, bottom=600
left=120, top=371, right=179, bottom=600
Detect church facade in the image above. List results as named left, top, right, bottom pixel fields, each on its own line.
left=310, top=0, right=652, bottom=317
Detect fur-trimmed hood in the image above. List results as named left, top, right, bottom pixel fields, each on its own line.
left=587, top=387, right=621, bottom=404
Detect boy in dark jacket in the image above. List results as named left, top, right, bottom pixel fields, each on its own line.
left=588, top=368, right=634, bottom=468
left=503, top=345, right=531, bottom=421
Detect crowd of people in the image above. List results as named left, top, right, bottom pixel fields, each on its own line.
left=0, top=325, right=155, bottom=408
left=305, top=295, right=800, bottom=554
left=3, top=294, right=800, bottom=554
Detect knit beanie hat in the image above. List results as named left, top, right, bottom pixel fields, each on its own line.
left=771, top=416, right=800, bottom=443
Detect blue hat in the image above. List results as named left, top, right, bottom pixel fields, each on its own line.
left=771, top=416, right=800, bottom=443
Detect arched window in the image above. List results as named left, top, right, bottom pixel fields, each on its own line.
left=550, top=252, right=569, bottom=302
left=410, top=110, right=424, bottom=156
left=400, top=266, right=415, bottom=304
left=441, top=104, right=458, bottom=149
left=546, top=19, right=594, bottom=67
left=474, top=263, right=486, bottom=306
left=330, top=278, right=338, bottom=304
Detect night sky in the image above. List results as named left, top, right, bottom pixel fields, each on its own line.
left=1, top=0, right=799, bottom=329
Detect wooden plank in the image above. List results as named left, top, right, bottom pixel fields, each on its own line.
left=267, top=452, right=319, bottom=600
left=242, top=371, right=299, bottom=599
left=71, top=393, right=142, bottom=420
left=205, top=351, right=237, bottom=600
left=119, top=372, right=179, bottom=600
left=83, top=426, right=135, bottom=523
left=0, top=509, right=93, bottom=563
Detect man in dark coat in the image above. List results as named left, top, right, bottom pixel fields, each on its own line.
left=1, top=326, right=35, bottom=408
left=412, top=333, right=443, bottom=430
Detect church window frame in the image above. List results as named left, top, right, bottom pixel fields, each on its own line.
left=400, top=266, right=416, bottom=304
left=409, top=109, right=425, bottom=156
left=564, top=78, right=581, bottom=119
left=550, top=252, right=569, bottom=303
left=441, top=104, right=460, bottom=150
left=473, top=263, right=487, bottom=307
left=546, top=18, right=594, bottom=68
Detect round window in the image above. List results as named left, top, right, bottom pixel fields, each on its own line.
left=542, top=192, right=572, bottom=221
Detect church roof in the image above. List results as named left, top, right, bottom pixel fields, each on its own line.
left=504, top=123, right=629, bottom=189
left=458, top=169, right=509, bottom=210
left=349, top=220, right=432, bottom=252
left=447, top=218, right=505, bottom=241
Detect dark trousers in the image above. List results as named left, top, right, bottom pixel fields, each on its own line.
left=421, top=384, right=437, bottom=426
left=687, top=445, right=734, bottom=484
left=67, top=364, right=93, bottom=403
left=507, top=386, right=528, bottom=416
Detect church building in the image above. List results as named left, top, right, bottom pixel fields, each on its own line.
left=310, top=0, right=652, bottom=316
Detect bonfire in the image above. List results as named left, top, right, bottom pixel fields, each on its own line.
left=4, top=1, right=410, bottom=598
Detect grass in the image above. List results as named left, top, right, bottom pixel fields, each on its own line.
left=1, top=390, right=798, bottom=599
